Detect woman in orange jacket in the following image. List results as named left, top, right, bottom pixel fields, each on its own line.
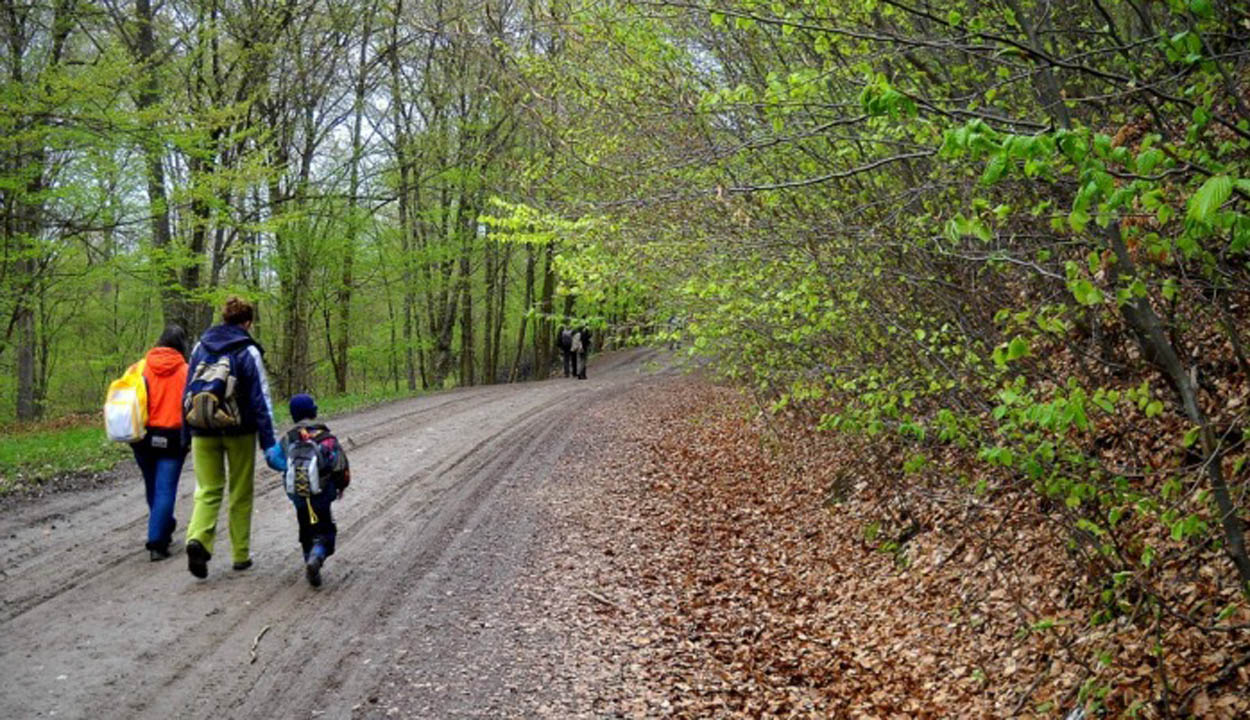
left=132, top=325, right=190, bottom=560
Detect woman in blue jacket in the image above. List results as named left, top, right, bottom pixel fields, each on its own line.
left=182, top=297, right=278, bottom=578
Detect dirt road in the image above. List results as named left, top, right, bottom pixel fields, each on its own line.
left=0, top=348, right=668, bottom=719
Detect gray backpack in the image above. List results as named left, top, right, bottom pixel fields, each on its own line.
left=284, top=426, right=328, bottom=498
left=184, top=353, right=241, bottom=430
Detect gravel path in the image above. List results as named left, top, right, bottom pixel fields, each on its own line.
left=0, top=348, right=672, bottom=719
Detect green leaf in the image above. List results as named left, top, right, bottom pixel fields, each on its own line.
left=1070, top=279, right=1103, bottom=306
left=1183, top=426, right=1200, bottom=448
left=1162, top=278, right=1178, bottom=301
left=972, top=219, right=992, bottom=243
left=1136, top=148, right=1164, bottom=175
left=1093, top=133, right=1112, bottom=158
left=1157, top=204, right=1174, bottom=225
left=981, top=153, right=1007, bottom=185
left=1187, top=175, right=1232, bottom=225
left=1007, top=335, right=1029, bottom=361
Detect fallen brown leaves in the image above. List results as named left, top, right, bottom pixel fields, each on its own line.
left=541, top=375, right=1250, bottom=718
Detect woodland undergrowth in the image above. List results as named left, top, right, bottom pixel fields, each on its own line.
left=573, top=376, right=1249, bottom=719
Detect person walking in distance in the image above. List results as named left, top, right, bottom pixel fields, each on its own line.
left=182, top=297, right=278, bottom=578
left=556, top=324, right=590, bottom=379
left=130, top=325, right=190, bottom=561
left=557, top=326, right=575, bottom=378
left=570, top=326, right=590, bottom=379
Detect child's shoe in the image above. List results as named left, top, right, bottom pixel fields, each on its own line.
left=305, top=554, right=323, bottom=587
left=305, top=544, right=327, bottom=586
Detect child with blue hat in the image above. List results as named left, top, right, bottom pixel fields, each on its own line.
left=265, top=393, right=350, bottom=586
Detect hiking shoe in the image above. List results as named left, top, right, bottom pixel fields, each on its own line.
left=149, top=545, right=171, bottom=562
left=232, top=559, right=253, bottom=571
left=186, top=540, right=210, bottom=579
left=305, top=555, right=323, bottom=587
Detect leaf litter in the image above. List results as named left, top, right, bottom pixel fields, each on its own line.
left=526, top=375, right=1250, bottom=718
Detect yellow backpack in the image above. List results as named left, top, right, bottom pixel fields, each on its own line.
left=104, top=360, right=148, bottom=443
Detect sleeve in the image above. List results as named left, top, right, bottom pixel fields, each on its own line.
left=244, top=345, right=277, bottom=450
left=180, top=344, right=202, bottom=446
left=182, top=343, right=202, bottom=410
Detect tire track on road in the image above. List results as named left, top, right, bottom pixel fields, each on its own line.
left=0, top=349, right=665, bottom=719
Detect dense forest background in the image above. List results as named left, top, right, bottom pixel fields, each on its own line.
left=1, top=0, right=663, bottom=421
left=4, top=0, right=1250, bottom=713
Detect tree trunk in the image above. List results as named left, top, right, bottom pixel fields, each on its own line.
left=492, top=241, right=512, bottom=381
left=483, top=237, right=495, bottom=383
left=334, top=4, right=376, bottom=393
left=386, top=0, right=416, bottom=392
left=396, top=150, right=417, bottom=392
left=132, top=0, right=193, bottom=334
left=459, top=239, right=474, bottom=386
left=14, top=268, right=38, bottom=420
left=1105, top=221, right=1250, bottom=587
left=184, top=153, right=213, bottom=336
left=535, top=240, right=556, bottom=378
left=509, top=243, right=535, bottom=382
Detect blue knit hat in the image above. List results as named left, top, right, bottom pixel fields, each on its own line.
left=289, top=393, right=317, bottom=422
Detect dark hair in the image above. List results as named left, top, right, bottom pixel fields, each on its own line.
left=156, top=324, right=188, bottom=358
left=222, top=297, right=255, bottom=326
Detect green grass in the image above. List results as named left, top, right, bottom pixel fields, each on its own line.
left=0, top=387, right=424, bottom=497
left=0, top=424, right=130, bottom=496
left=307, top=387, right=422, bottom=420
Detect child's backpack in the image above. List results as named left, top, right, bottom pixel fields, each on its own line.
left=284, top=425, right=335, bottom=498
left=184, top=352, right=241, bottom=430
left=104, top=360, right=148, bottom=443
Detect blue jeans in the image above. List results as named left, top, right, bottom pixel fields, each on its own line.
left=288, top=485, right=336, bottom=560
left=132, top=446, right=185, bottom=549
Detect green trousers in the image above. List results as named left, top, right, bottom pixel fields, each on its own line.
left=185, top=434, right=256, bottom=564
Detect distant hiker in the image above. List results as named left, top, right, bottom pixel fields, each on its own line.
left=182, top=297, right=278, bottom=579
left=128, top=325, right=190, bottom=561
left=557, top=325, right=590, bottom=380
left=264, top=393, right=351, bottom=587
left=557, top=326, right=575, bottom=378
left=571, top=326, right=590, bottom=379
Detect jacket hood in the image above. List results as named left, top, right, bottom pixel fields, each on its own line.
left=198, top=323, right=264, bottom=356
left=144, top=346, right=187, bottom=376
